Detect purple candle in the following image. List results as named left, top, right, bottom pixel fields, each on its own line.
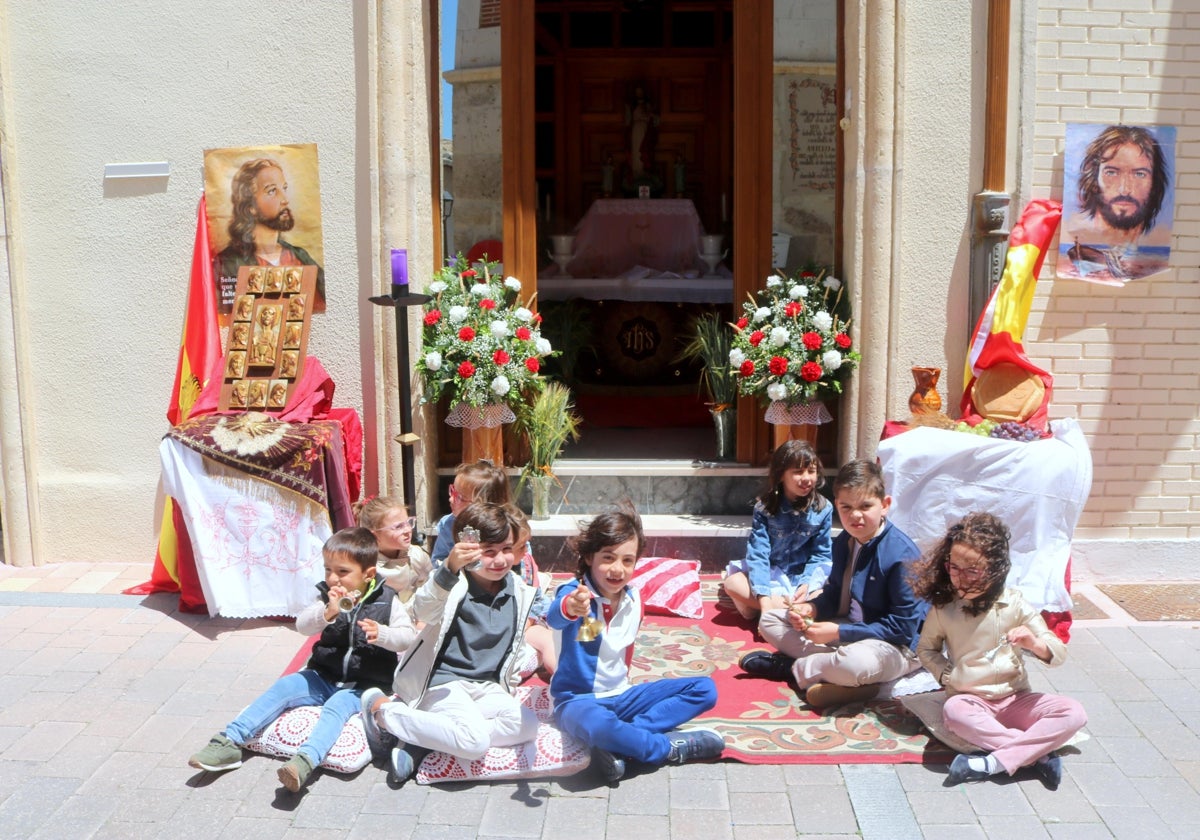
left=391, top=248, right=408, bottom=296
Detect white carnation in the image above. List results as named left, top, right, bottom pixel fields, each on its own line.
left=504, top=275, right=522, bottom=291
left=470, top=283, right=490, bottom=296
left=729, top=348, right=745, bottom=366
left=490, top=320, right=510, bottom=338
left=448, top=305, right=469, bottom=324
left=428, top=281, right=446, bottom=294
left=790, top=284, right=808, bottom=298
left=812, top=311, right=834, bottom=332
left=490, top=375, right=511, bottom=397
left=823, top=276, right=842, bottom=291
left=535, top=337, right=552, bottom=355
left=822, top=349, right=843, bottom=371
left=514, top=306, right=533, bottom=323
left=766, top=383, right=788, bottom=401
left=753, top=306, right=772, bottom=323
left=424, top=351, right=442, bottom=371
left=769, top=326, right=790, bottom=348
left=766, top=274, right=784, bottom=288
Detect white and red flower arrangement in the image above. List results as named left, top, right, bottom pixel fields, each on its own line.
left=729, top=268, right=861, bottom=407
left=417, top=256, right=552, bottom=416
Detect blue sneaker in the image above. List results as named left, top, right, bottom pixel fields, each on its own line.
left=359, top=687, right=394, bottom=761
left=665, top=729, right=725, bottom=765
left=591, top=747, right=626, bottom=782
left=947, top=754, right=992, bottom=785
left=1035, top=754, right=1062, bottom=790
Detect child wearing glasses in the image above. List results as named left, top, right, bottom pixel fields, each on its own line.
left=356, top=495, right=432, bottom=602
left=912, top=511, right=1086, bottom=790
left=431, top=459, right=510, bottom=566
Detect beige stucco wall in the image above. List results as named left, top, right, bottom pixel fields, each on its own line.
left=0, top=3, right=437, bottom=565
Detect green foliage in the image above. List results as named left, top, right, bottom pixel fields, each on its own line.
left=676, top=311, right=738, bottom=407
left=514, top=381, right=581, bottom=483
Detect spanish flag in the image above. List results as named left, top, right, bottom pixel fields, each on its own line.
left=130, top=196, right=220, bottom=595
left=961, top=199, right=1062, bottom=431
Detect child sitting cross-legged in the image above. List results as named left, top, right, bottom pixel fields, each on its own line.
left=548, top=501, right=724, bottom=782
left=188, top=527, right=415, bottom=792
left=912, top=512, right=1087, bottom=790
left=359, top=502, right=541, bottom=783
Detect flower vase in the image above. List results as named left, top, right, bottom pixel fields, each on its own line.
left=908, top=366, right=943, bottom=415
left=765, top=401, right=830, bottom=449
left=712, top=408, right=737, bottom=461
left=529, top=474, right=554, bottom=520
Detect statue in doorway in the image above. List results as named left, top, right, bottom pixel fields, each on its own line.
left=626, top=84, right=659, bottom=180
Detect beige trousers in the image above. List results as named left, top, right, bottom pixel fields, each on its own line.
left=758, top=609, right=920, bottom=690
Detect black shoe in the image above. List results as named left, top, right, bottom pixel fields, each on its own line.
left=1035, top=754, right=1062, bottom=790
left=946, top=754, right=992, bottom=785
left=591, top=747, right=626, bottom=782
left=738, top=650, right=795, bottom=682
left=665, top=729, right=726, bottom=765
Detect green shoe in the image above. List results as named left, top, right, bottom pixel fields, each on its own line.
left=277, top=752, right=316, bottom=792
left=188, top=734, right=243, bottom=772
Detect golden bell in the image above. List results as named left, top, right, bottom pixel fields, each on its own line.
left=576, top=615, right=603, bottom=642
left=337, top=589, right=362, bottom=612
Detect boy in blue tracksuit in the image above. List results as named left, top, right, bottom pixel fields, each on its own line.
left=547, top=503, right=724, bottom=782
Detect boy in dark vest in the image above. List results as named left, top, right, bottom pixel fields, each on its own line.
left=188, top=527, right=416, bottom=792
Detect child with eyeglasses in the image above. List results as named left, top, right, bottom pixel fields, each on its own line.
left=911, top=512, right=1086, bottom=790
left=430, top=460, right=511, bottom=566
left=355, top=495, right=431, bottom=602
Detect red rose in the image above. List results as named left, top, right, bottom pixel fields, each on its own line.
left=493, top=349, right=510, bottom=365
left=525, top=357, right=540, bottom=373
left=749, top=330, right=765, bottom=347
left=735, top=317, right=749, bottom=330
left=457, top=361, right=475, bottom=378
left=458, top=326, right=476, bottom=342
left=739, top=360, right=755, bottom=377
left=769, top=356, right=788, bottom=376
left=515, top=326, right=532, bottom=340
left=801, top=271, right=816, bottom=279
left=462, top=269, right=477, bottom=278
left=423, top=309, right=441, bottom=325
left=800, top=361, right=823, bottom=382
left=785, top=302, right=803, bottom=318
left=835, top=333, right=852, bottom=349
left=479, top=298, right=497, bottom=310
left=533, top=313, right=543, bottom=325
left=802, top=331, right=822, bottom=350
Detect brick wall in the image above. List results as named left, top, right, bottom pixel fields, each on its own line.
left=479, top=0, right=500, bottom=28
left=1031, top=1, right=1199, bottom=540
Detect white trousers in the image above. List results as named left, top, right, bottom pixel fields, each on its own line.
left=378, top=680, right=539, bottom=760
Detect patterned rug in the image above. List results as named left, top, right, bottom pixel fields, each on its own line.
left=631, top=598, right=952, bottom=765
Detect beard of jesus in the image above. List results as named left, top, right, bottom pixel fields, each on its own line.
left=1094, top=195, right=1149, bottom=233
left=261, top=207, right=295, bottom=232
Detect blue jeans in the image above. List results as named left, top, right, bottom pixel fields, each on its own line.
left=555, top=676, right=716, bottom=764
left=224, top=670, right=362, bottom=766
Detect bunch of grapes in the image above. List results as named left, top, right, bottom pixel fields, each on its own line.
left=989, top=421, right=1042, bottom=442
left=952, top=418, right=997, bottom=436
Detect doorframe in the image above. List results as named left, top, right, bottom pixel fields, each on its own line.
left=501, top=1, right=775, bottom=465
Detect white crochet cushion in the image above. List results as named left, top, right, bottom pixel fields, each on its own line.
left=244, top=707, right=371, bottom=774
left=415, top=685, right=590, bottom=784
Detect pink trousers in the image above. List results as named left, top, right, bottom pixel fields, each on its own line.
left=943, top=690, right=1087, bottom=774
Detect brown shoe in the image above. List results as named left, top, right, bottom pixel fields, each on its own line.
left=804, top=682, right=878, bottom=709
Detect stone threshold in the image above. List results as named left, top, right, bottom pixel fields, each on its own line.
left=438, top=458, right=761, bottom=478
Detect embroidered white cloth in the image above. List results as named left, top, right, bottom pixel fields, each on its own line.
left=159, top=438, right=329, bottom=618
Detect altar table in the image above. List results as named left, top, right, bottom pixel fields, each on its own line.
left=566, top=198, right=707, bottom=278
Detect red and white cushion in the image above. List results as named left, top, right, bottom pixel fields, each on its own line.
left=629, top=556, right=704, bottom=619
left=245, top=707, right=371, bottom=774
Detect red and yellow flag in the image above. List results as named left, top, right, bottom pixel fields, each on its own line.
left=132, top=196, right=220, bottom=595
left=961, top=199, right=1062, bottom=430
left=168, top=195, right=221, bottom=425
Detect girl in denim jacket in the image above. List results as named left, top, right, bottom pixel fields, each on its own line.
left=722, top=440, right=832, bottom=622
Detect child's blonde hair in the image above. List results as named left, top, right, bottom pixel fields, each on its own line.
left=455, top=459, right=511, bottom=505
left=353, top=494, right=408, bottom=530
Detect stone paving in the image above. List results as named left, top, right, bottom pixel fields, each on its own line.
left=1, top=562, right=1198, bottom=839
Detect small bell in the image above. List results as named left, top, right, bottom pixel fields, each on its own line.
left=576, top=613, right=604, bottom=642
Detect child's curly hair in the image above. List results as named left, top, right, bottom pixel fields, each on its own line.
left=567, top=500, right=644, bottom=581
left=910, top=511, right=1011, bottom=616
